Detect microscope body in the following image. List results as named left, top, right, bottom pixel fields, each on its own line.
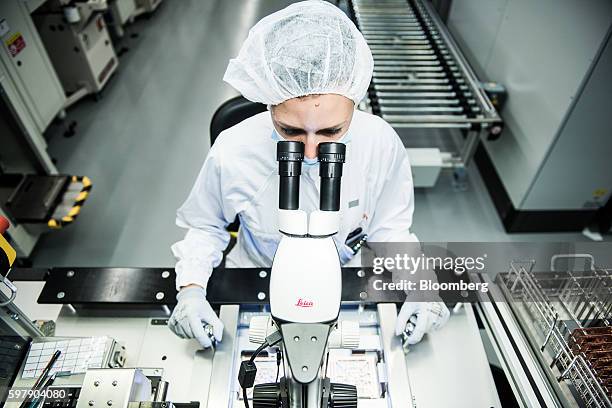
left=270, top=217, right=341, bottom=324
left=270, top=141, right=345, bottom=329
left=245, top=141, right=358, bottom=408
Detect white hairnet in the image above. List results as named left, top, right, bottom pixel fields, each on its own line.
left=223, top=0, right=373, bottom=106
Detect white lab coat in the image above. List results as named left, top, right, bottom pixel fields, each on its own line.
left=171, top=110, right=417, bottom=290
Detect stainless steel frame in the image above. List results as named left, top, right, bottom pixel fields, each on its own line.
left=0, top=292, right=44, bottom=339
left=475, top=283, right=564, bottom=407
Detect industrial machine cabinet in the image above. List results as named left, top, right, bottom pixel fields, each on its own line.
left=33, top=6, right=118, bottom=103
left=106, top=0, right=137, bottom=39
left=0, top=1, right=66, bottom=135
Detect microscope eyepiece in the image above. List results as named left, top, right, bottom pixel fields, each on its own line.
left=277, top=141, right=304, bottom=210
left=277, top=140, right=304, bottom=164
left=318, top=142, right=346, bottom=163
left=318, top=142, right=346, bottom=212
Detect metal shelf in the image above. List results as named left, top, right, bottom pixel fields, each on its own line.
left=497, top=261, right=612, bottom=407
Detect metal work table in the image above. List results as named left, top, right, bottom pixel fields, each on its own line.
left=7, top=267, right=501, bottom=407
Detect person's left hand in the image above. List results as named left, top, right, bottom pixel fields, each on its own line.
left=395, top=301, right=450, bottom=345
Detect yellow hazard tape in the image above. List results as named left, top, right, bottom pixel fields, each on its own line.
left=0, top=234, right=16, bottom=269
left=76, top=191, right=89, bottom=201
left=68, top=206, right=81, bottom=217
left=47, top=176, right=92, bottom=229
left=48, top=219, right=60, bottom=229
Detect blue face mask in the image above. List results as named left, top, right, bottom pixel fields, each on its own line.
left=303, top=157, right=318, bottom=166
left=271, top=128, right=352, bottom=166
left=337, top=129, right=353, bottom=144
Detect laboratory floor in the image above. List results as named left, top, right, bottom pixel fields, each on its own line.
left=31, top=0, right=604, bottom=268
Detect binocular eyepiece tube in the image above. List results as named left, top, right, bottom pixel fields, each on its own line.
left=277, top=141, right=304, bottom=210
left=276, top=141, right=346, bottom=211
left=318, top=142, right=346, bottom=212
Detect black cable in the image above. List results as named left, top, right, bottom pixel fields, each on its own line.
left=241, top=334, right=284, bottom=408
left=282, top=350, right=286, bottom=379
left=242, top=338, right=282, bottom=408
left=242, top=342, right=268, bottom=408
left=243, top=387, right=250, bottom=408
left=275, top=349, right=282, bottom=383
left=250, top=341, right=269, bottom=363
left=243, top=343, right=267, bottom=408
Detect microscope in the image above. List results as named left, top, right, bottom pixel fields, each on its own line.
left=239, top=141, right=359, bottom=408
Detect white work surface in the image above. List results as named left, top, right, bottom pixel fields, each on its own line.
left=405, top=305, right=500, bottom=407
left=13, top=285, right=501, bottom=407
left=12, top=281, right=62, bottom=321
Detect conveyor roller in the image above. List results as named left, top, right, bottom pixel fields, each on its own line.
left=351, top=0, right=500, bottom=130
left=350, top=0, right=503, bottom=168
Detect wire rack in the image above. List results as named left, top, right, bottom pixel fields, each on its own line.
left=499, top=259, right=612, bottom=407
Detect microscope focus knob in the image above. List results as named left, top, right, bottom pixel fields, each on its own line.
left=249, top=315, right=276, bottom=344
left=329, top=321, right=360, bottom=349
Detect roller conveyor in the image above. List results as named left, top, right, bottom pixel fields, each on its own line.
left=350, top=0, right=503, bottom=167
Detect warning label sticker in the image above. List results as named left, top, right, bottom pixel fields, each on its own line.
left=5, top=32, right=26, bottom=57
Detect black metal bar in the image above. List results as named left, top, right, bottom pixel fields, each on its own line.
left=37, top=267, right=405, bottom=309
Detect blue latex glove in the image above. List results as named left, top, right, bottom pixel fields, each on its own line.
left=169, top=287, right=224, bottom=348
left=395, top=301, right=450, bottom=345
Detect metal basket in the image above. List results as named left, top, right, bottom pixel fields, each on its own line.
left=499, top=257, right=611, bottom=407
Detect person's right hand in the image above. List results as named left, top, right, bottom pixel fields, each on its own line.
left=395, top=301, right=449, bottom=345
left=168, top=286, right=224, bottom=348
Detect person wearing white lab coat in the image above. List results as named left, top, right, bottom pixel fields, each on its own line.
left=169, top=0, right=449, bottom=349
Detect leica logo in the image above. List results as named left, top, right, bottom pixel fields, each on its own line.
left=295, top=298, right=314, bottom=308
